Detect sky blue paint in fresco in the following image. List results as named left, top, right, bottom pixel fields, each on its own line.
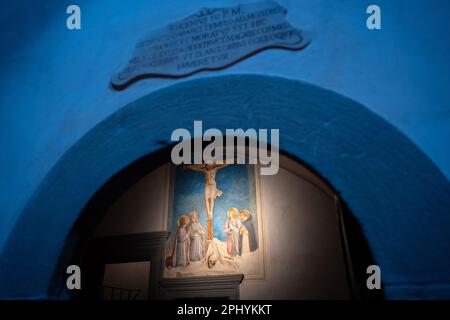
left=170, top=164, right=257, bottom=241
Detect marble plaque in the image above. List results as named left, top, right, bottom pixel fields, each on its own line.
left=111, top=1, right=310, bottom=89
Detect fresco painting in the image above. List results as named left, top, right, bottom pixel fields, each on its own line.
left=164, top=164, right=264, bottom=279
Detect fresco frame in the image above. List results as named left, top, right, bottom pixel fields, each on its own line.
left=165, top=163, right=266, bottom=281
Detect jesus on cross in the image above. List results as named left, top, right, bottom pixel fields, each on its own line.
left=185, top=162, right=229, bottom=240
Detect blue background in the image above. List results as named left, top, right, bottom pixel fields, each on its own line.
left=170, top=165, right=257, bottom=242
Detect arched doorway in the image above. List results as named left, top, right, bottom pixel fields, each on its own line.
left=64, top=151, right=380, bottom=300
left=1, top=75, right=449, bottom=299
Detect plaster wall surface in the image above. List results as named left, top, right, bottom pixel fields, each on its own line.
left=94, top=164, right=350, bottom=299
left=1, top=0, right=450, bottom=252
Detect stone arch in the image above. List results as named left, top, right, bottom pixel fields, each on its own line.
left=1, top=75, right=450, bottom=299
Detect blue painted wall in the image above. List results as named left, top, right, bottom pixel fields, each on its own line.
left=0, top=0, right=449, bottom=299
left=0, top=75, right=449, bottom=299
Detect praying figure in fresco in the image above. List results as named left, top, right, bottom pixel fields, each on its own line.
left=223, top=207, right=241, bottom=256
left=185, top=161, right=229, bottom=240
left=171, top=215, right=190, bottom=267
left=187, top=211, right=204, bottom=261
left=238, top=209, right=258, bottom=255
